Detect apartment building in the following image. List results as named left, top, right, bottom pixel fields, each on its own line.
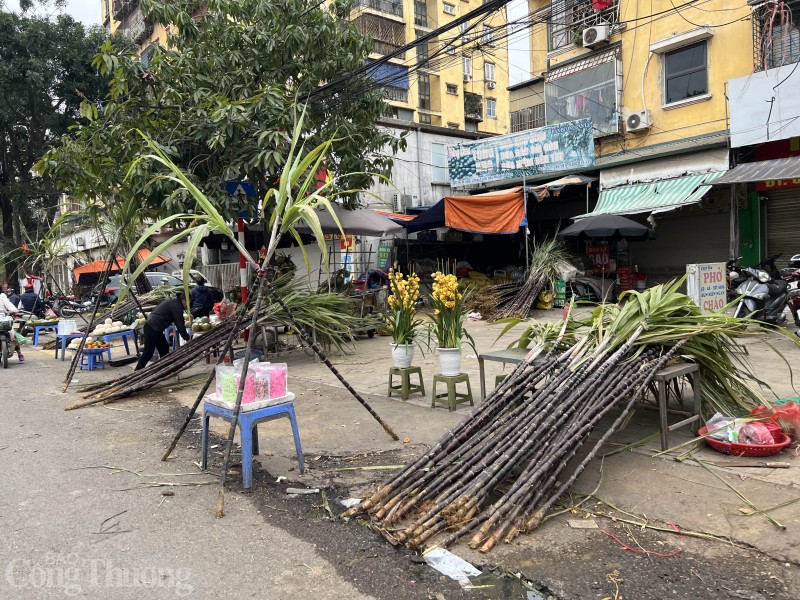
left=100, top=1, right=514, bottom=211
left=504, top=0, right=763, bottom=277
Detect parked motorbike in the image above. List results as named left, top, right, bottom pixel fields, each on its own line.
left=50, top=293, right=91, bottom=317
left=0, top=311, right=17, bottom=369
left=731, top=265, right=790, bottom=325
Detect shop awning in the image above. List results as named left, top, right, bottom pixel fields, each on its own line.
left=714, top=156, right=800, bottom=184
left=372, top=209, right=416, bottom=223
left=444, top=187, right=525, bottom=234
left=578, top=171, right=725, bottom=217
left=527, top=174, right=596, bottom=201
left=295, top=203, right=405, bottom=237
left=404, top=200, right=446, bottom=233
left=73, top=250, right=171, bottom=281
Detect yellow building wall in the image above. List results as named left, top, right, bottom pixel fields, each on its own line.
left=525, top=0, right=754, bottom=155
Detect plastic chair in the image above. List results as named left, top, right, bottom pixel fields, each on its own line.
left=201, top=394, right=304, bottom=490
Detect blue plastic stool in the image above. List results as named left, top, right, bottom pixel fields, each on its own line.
left=79, top=349, right=106, bottom=371
left=201, top=394, right=304, bottom=490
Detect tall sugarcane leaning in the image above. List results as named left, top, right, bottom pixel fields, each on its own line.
left=344, top=280, right=792, bottom=552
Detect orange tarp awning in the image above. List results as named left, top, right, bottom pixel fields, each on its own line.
left=373, top=209, right=415, bottom=221
left=73, top=250, right=171, bottom=279
left=444, top=187, right=525, bottom=234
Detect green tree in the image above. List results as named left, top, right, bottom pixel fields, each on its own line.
left=0, top=2, right=107, bottom=279
left=39, top=0, right=404, bottom=226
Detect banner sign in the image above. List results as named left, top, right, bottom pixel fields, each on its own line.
left=447, top=119, right=595, bottom=187
left=686, top=262, right=727, bottom=312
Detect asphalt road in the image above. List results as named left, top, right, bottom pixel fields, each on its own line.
left=0, top=351, right=462, bottom=599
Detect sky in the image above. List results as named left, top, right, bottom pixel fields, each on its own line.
left=4, top=0, right=100, bottom=25
left=3, top=0, right=531, bottom=83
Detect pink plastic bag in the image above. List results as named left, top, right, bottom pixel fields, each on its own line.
left=738, top=423, right=774, bottom=445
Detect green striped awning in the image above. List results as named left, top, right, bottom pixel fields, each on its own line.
left=580, top=171, right=726, bottom=217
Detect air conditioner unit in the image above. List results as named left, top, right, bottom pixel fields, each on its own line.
left=401, top=194, right=414, bottom=208
left=583, top=24, right=611, bottom=48
left=626, top=110, right=652, bottom=132
left=487, top=81, right=496, bottom=89
left=463, top=73, right=472, bottom=83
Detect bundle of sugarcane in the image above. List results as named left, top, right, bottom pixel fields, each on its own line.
left=67, top=316, right=242, bottom=409
left=344, top=280, right=796, bottom=551
left=472, top=281, right=522, bottom=320
left=70, top=283, right=372, bottom=408
left=493, top=238, right=574, bottom=320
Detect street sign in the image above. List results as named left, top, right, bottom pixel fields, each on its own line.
left=224, top=181, right=257, bottom=197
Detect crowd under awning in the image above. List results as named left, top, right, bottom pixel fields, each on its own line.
left=713, top=156, right=800, bottom=184
left=576, top=171, right=726, bottom=218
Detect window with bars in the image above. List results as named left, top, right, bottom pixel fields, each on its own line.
left=510, top=104, right=546, bottom=132
left=418, top=72, right=431, bottom=111
left=548, top=0, right=617, bottom=51
left=414, top=0, right=428, bottom=27
left=446, top=83, right=459, bottom=94
left=416, top=30, right=429, bottom=65
left=753, top=0, right=800, bottom=71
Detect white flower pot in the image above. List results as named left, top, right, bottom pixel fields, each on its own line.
left=437, top=347, right=462, bottom=376
left=390, top=343, right=415, bottom=368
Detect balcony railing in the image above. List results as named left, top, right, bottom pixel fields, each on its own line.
left=752, top=0, right=800, bottom=71
left=549, top=0, right=619, bottom=52
left=355, top=0, right=404, bottom=18
left=112, top=0, right=138, bottom=21
left=384, top=87, right=409, bottom=103
left=372, top=40, right=405, bottom=59
left=464, top=92, right=483, bottom=121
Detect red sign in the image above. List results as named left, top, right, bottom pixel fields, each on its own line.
left=755, top=137, right=800, bottom=191
left=617, top=266, right=633, bottom=291
left=587, top=243, right=610, bottom=273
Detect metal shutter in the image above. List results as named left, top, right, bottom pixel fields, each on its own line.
left=765, top=188, right=800, bottom=267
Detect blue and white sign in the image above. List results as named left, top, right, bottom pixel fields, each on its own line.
left=447, top=119, right=595, bottom=187
left=224, top=181, right=257, bottom=197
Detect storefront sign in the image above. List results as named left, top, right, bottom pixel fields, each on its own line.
left=686, top=262, right=727, bottom=312
left=376, top=240, right=393, bottom=271
left=587, top=243, right=610, bottom=273
left=340, top=236, right=355, bottom=252
left=447, top=119, right=595, bottom=187
left=754, top=177, right=800, bottom=191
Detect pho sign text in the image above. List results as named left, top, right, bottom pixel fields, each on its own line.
left=686, top=263, right=727, bottom=312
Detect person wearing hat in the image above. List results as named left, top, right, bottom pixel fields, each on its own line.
left=0, top=290, right=24, bottom=362
left=134, top=292, right=191, bottom=371
left=19, top=284, right=43, bottom=317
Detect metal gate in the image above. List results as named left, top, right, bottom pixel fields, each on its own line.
left=765, top=188, right=800, bottom=268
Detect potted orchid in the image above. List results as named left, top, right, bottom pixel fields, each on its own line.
left=429, top=270, right=475, bottom=376
left=386, top=269, right=424, bottom=368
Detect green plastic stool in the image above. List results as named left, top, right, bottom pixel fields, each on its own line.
left=431, top=373, right=474, bottom=411
left=388, top=366, right=425, bottom=400
left=495, top=374, right=506, bottom=387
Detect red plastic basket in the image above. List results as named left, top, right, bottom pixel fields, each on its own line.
left=698, top=426, right=792, bottom=457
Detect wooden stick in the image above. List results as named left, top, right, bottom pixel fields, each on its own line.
left=215, top=271, right=270, bottom=518
left=63, top=238, right=122, bottom=392
left=264, top=278, right=399, bottom=441
left=161, top=287, right=257, bottom=461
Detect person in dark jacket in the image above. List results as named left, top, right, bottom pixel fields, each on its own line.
left=189, top=276, right=212, bottom=318
left=134, top=293, right=191, bottom=371
left=19, top=285, right=43, bottom=316
left=6, top=288, right=20, bottom=308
